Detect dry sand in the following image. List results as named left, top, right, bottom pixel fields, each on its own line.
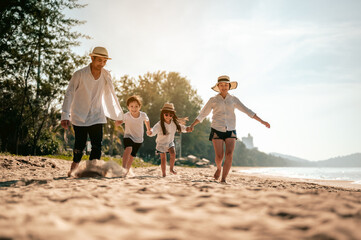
left=1, top=155, right=361, bottom=240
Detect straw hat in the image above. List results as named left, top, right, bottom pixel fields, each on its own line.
left=160, top=103, right=176, bottom=112
left=211, top=75, right=238, bottom=92
left=89, top=47, right=112, bottom=59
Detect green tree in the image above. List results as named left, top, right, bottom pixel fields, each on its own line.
left=0, top=0, right=88, bottom=154
left=111, top=71, right=214, bottom=161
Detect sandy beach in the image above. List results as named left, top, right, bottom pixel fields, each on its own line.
left=1, top=156, right=361, bottom=240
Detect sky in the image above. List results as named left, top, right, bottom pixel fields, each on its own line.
left=65, top=0, right=361, bottom=161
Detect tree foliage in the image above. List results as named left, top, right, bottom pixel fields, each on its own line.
left=112, top=71, right=214, bottom=161
left=0, top=1, right=293, bottom=167
left=111, top=71, right=289, bottom=167
left=0, top=0, right=88, bottom=154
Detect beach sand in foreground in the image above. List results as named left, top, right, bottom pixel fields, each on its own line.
left=1, top=156, right=361, bottom=240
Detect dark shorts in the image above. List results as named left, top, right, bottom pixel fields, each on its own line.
left=209, top=128, right=237, bottom=141
left=156, top=146, right=175, bottom=155
left=123, top=138, right=142, bottom=157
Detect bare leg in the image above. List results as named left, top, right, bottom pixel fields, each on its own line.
left=169, top=147, right=177, bottom=174
left=122, top=147, right=132, bottom=168
left=68, top=162, right=79, bottom=177
left=126, top=155, right=134, bottom=170
left=221, top=138, right=236, bottom=183
left=212, top=139, right=224, bottom=180
left=160, top=153, right=167, bottom=177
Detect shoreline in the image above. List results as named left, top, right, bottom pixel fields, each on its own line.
left=234, top=166, right=361, bottom=190
left=1, top=156, right=361, bottom=240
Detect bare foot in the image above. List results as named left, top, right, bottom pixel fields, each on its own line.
left=67, top=169, right=76, bottom=177
left=68, top=162, right=79, bottom=177
left=214, top=168, right=221, bottom=180
left=170, top=169, right=177, bottom=175
left=220, top=179, right=227, bottom=184
left=127, top=168, right=135, bottom=177
left=124, top=168, right=130, bottom=177
left=162, top=173, right=166, bottom=177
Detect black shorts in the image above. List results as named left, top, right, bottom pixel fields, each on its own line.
left=123, top=138, right=142, bottom=157
left=209, top=128, right=237, bottom=141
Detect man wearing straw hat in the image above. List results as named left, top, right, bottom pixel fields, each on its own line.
left=189, top=75, right=270, bottom=183
left=61, top=47, right=124, bottom=177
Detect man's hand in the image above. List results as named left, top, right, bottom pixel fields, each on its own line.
left=61, top=120, right=70, bottom=129
left=115, top=120, right=123, bottom=127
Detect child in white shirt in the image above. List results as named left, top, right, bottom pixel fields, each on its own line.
left=148, top=103, right=190, bottom=177
left=116, top=96, right=151, bottom=175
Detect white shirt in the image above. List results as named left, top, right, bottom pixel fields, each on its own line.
left=196, top=93, right=256, bottom=132
left=149, top=120, right=187, bottom=152
left=61, top=65, right=124, bottom=126
left=123, top=111, right=149, bottom=143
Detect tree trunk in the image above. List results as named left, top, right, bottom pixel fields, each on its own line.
left=15, top=60, right=34, bottom=154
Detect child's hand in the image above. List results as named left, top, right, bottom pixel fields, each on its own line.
left=146, top=130, right=152, bottom=136
left=115, top=120, right=123, bottom=127
left=186, top=126, right=193, bottom=132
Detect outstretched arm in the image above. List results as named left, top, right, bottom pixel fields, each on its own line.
left=145, top=120, right=151, bottom=135
left=188, top=98, right=213, bottom=132
left=188, top=119, right=200, bottom=132
left=253, top=114, right=270, bottom=128
left=147, top=122, right=160, bottom=137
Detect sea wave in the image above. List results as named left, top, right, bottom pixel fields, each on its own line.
left=352, top=180, right=361, bottom=185
left=238, top=167, right=361, bottom=183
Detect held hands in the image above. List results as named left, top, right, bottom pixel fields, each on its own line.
left=146, top=129, right=152, bottom=136
left=115, top=120, right=123, bottom=127
left=61, top=120, right=70, bottom=130
left=186, top=126, right=194, bottom=132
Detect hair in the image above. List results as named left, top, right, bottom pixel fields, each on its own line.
left=126, top=95, right=142, bottom=107
left=160, top=110, right=189, bottom=135
left=217, top=82, right=231, bottom=89
left=160, top=110, right=178, bottom=135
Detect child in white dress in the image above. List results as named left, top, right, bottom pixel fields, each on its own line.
left=148, top=103, right=190, bottom=177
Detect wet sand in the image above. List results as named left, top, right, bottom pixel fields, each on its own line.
left=1, top=156, right=361, bottom=240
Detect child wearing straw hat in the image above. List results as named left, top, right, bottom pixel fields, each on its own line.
left=189, top=75, right=270, bottom=183
left=147, top=103, right=190, bottom=177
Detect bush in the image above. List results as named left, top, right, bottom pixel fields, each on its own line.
left=36, top=131, right=61, bottom=155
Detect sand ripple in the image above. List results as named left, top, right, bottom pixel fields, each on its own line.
left=0, top=156, right=361, bottom=240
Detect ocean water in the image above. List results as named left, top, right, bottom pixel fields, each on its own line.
left=238, top=167, right=361, bottom=185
